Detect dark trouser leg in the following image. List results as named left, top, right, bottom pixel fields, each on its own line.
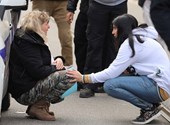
left=74, top=12, right=88, bottom=74
left=74, top=12, right=88, bottom=90
left=150, top=0, right=170, bottom=50
left=84, top=1, right=127, bottom=90
left=84, top=1, right=110, bottom=91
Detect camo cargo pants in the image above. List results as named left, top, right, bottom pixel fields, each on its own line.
left=16, top=70, right=74, bottom=105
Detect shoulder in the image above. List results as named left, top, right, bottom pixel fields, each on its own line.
left=14, top=28, right=44, bottom=45
left=120, top=39, right=130, bottom=49
left=118, top=39, right=132, bottom=56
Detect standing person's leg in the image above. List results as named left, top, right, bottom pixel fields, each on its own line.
left=53, top=1, right=73, bottom=66
left=142, top=0, right=170, bottom=58
left=150, top=0, right=170, bottom=51
left=74, top=12, right=88, bottom=74
left=100, top=2, right=127, bottom=93
left=102, top=24, right=116, bottom=69
left=150, top=0, right=170, bottom=115
left=104, top=76, right=162, bottom=124
left=80, top=1, right=110, bottom=98
left=74, top=12, right=88, bottom=90
left=32, top=1, right=53, bottom=15
left=102, top=1, right=127, bottom=69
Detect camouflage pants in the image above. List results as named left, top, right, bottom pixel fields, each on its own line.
left=16, top=70, right=73, bottom=105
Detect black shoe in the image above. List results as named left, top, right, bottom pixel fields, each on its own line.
left=77, top=82, right=83, bottom=91
left=132, top=106, right=162, bottom=124
left=94, top=86, right=105, bottom=93
left=79, top=88, right=95, bottom=98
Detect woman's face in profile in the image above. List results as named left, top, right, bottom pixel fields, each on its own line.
left=41, top=21, right=50, bottom=35
left=112, top=25, right=118, bottom=38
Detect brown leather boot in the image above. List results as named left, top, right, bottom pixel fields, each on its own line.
left=45, top=102, right=54, bottom=116
left=26, top=102, right=55, bottom=117
left=26, top=100, right=56, bottom=121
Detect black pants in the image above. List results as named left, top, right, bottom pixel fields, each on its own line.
left=74, top=12, right=88, bottom=74
left=150, top=0, right=170, bottom=50
left=84, top=1, right=127, bottom=90
left=74, top=12, right=88, bottom=89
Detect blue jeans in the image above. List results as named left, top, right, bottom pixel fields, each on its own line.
left=104, top=76, right=162, bottom=110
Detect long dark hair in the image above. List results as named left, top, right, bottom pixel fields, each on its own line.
left=112, top=14, right=139, bottom=57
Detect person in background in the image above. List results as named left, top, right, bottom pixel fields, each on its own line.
left=150, top=0, right=170, bottom=112
left=138, top=0, right=170, bottom=58
left=80, top=0, right=128, bottom=98
left=150, top=0, right=170, bottom=51
left=32, top=0, right=73, bottom=66
left=67, top=14, right=170, bottom=124
left=8, top=10, right=74, bottom=121
left=66, top=0, right=89, bottom=90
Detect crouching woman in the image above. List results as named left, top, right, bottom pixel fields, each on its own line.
left=67, top=14, right=170, bottom=124
left=8, top=10, right=74, bottom=121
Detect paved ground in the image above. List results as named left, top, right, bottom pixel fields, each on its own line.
left=1, top=0, right=170, bottom=125
left=1, top=92, right=169, bottom=125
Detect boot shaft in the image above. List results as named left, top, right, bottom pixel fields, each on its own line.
left=27, top=100, right=55, bottom=121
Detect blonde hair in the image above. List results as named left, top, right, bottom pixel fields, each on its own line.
left=20, top=10, right=50, bottom=42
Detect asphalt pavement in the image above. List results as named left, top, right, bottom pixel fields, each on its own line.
left=1, top=92, right=169, bottom=125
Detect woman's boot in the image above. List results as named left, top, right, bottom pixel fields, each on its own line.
left=45, top=102, right=54, bottom=116
left=26, top=100, right=55, bottom=121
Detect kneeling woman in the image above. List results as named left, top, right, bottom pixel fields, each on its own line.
left=8, top=10, right=74, bottom=121
left=67, top=14, right=170, bottom=124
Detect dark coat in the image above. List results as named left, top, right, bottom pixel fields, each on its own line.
left=67, top=0, right=89, bottom=14
left=8, top=29, right=62, bottom=99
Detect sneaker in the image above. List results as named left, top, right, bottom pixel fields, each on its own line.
left=79, top=88, right=95, bottom=98
left=132, top=106, right=162, bottom=124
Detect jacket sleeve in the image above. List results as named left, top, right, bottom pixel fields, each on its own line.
left=67, top=0, right=79, bottom=13
left=14, top=40, right=57, bottom=80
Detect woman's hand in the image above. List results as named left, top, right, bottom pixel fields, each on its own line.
left=53, top=58, right=64, bottom=70
left=66, top=70, right=82, bottom=83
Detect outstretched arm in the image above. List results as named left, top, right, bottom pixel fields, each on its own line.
left=66, top=70, right=93, bottom=83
